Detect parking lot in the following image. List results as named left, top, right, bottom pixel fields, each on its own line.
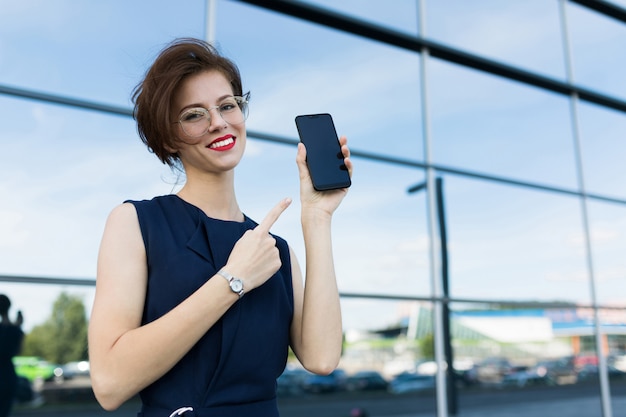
left=13, top=376, right=626, bottom=417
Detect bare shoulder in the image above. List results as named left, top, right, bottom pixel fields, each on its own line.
left=107, top=202, right=138, bottom=224
left=102, top=203, right=141, bottom=236
left=99, top=203, right=144, bottom=262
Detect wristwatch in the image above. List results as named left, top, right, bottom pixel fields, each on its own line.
left=217, top=269, right=244, bottom=298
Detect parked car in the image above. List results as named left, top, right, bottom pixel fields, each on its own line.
left=577, top=363, right=626, bottom=382
left=499, top=356, right=578, bottom=387
left=608, top=354, right=626, bottom=372
left=15, top=376, right=34, bottom=404
left=541, top=356, right=578, bottom=385
left=345, top=370, right=388, bottom=391
left=13, top=356, right=61, bottom=382
left=301, top=369, right=347, bottom=393
left=388, top=372, right=435, bottom=394
left=59, top=360, right=90, bottom=380
left=474, top=357, right=515, bottom=385
left=500, top=365, right=543, bottom=387
left=277, top=368, right=309, bottom=397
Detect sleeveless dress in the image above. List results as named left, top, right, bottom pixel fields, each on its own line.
left=128, top=195, right=294, bottom=417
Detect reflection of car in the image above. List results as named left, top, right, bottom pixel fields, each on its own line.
left=301, top=369, right=347, bottom=393
left=573, top=354, right=598, bottom=369
left=388, top=372, right=435, bottom=394
left=474, top=357, right=515, bottom=384
left=501, top=356, right=578, bottom=387
left=59, top=361, right=91, bottom=380
left=577, top=363, right=626, bottom=382
left=13, top=356, right=60, bottom=382
left=345, top=371, right=388, bottom=391
left=501, top=366, right=542, bottom=387
left=15, top=376, right=34, bottom=403
left=609, top=354, right=626, bottom=372
left=541, top=357, right=577, bottom=385
left=277, top=368, right=309, bottom=397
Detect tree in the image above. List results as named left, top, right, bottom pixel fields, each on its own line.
left=21, top=292, right=88, bottom=364
left=419, top=333, right=435, bottom=360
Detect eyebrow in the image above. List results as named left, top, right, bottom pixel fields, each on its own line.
left=179, top=94, right=236, bottom=113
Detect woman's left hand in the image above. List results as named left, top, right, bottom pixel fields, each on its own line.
left=296, top=135, right=352, bottom=218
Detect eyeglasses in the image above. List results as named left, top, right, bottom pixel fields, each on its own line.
left=174, top=93, right=250, bottom=138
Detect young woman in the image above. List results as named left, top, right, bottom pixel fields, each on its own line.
left=88, top=38, right=352, bottom=417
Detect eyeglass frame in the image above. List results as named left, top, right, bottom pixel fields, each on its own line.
left=172, top=92, right=250, bottom=137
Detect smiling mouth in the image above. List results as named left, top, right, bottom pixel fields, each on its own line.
left=208, top=136, right=236, bottom=151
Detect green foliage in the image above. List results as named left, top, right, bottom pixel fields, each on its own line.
left=21, top=292, right=88, bottom=364
left=420, top=333, right=435, bottom=360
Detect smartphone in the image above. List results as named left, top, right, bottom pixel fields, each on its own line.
left=295, top=113, right=351, bottom=191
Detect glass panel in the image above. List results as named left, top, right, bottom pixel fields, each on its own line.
left=332, top=161, right=429, bottom=298
left=587, top=201, right=626, bottom=307
left=0, top=97, right=171, bottom=279
left=425, top=0, right=566, bottom=79
left=579, top=102, right=626, bottom=201
left=294, top=0, right=419, bottom=35
left=443, top=176, right=591, bottom=304
left=0, top=0, right=205, bottom=106
left=0, top=283, right=93, bottom=335
left=449, top=303, right=605, bottom=417
left=236, top=142, right=431, bottom=299
left=278, top=298, right=438, bottom=416
left=567, top=2, right=626, bottom=102
left=2, top=282, right=95, bottom=407
left=220, top=1, right=424, bottom=161
left=428, top=60, right=578, bottom=190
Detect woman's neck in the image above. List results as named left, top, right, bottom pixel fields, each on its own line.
left=177, top=176, right=242, bottom=222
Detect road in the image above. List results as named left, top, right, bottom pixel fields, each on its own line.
left=13, top=379, right=626, bottom=417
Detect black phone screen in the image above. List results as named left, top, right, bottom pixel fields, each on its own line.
left=295, top=113, right=351, bottom=191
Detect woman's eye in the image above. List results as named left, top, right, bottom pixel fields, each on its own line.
left=220, top=101, right=238, bottom=112
left=182, top=109, right=206, bottom=122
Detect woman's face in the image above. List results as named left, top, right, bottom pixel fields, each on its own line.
left=171, top=70, right=247, bottom=175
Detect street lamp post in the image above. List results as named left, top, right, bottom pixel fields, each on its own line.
left=408, top=176, right=457, bottom=416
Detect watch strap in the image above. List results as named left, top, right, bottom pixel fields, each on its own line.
left=217, top=269, right=244, bottom=298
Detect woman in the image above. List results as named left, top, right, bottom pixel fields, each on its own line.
left=88, top=38, right=352, bottom=417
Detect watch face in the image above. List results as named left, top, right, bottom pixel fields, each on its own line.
left=231, top=279, right=243, bottom=293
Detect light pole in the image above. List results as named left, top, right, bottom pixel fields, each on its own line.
left=408, top=176, right=457, bottom=416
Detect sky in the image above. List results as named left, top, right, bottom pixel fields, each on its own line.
left=1, top=0, right=626, bottom=333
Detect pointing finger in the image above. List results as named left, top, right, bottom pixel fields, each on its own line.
left=256, top=198, right=292, bottom=234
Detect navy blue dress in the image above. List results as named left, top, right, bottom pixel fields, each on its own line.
left=128, top=195, right=294, bottom=417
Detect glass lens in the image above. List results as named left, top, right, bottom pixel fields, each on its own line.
left=220, top=97, right=245, bottom=126
left=180, top=108, right=210, bottom=137
left=178, top=96, right=248, bottom=137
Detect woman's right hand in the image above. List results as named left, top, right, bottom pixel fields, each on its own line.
left=223, top=198, right=291, bottom=291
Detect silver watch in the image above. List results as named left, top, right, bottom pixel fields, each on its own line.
left=217, top=269, right=244, bottom=298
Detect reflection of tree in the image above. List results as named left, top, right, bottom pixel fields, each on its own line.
left=420, top=333, right=435, bottom=360
left=21, top=292, right=88, bottom=364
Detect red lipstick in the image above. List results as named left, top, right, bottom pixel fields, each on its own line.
left=207, top=134, right=236, bottom=151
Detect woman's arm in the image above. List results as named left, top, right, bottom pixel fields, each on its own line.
left=289, top=138, right=352, bottom=374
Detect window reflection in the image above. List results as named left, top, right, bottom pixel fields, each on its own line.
left=443, top=176, right=591, bottom=303
left=428, top=60, right=577, bottom=189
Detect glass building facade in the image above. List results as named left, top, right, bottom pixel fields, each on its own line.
left=1, top=1, right=625, bottom=416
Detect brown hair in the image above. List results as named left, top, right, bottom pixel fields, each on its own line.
left=132, top=38, right=244, bottom=167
